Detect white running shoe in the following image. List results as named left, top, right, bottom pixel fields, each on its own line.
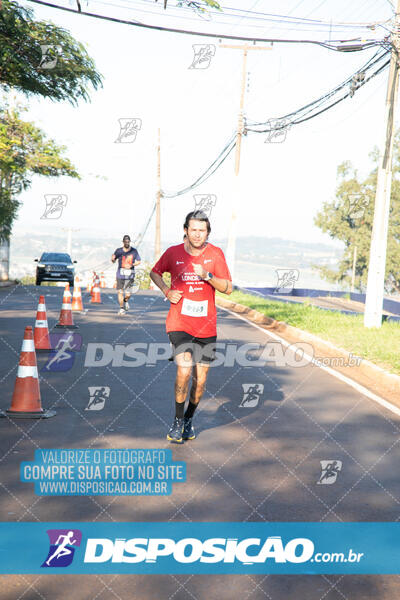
left=124, top=300, right=130, bottom=310
left=118, top=308, right=126, bottom=316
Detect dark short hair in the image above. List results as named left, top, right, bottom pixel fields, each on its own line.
left=123, top=235, right=131, bottom=241
left=183, top=211, right=211, bottom=234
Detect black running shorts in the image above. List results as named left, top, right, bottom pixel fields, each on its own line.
left=116, top=277, right=135, bottom=292
left=168, top=331, right=217, bottom=364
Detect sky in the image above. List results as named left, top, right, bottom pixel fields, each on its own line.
left=10, top=0, right=395, bottom=254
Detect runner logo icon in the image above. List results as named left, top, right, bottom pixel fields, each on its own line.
left=86, top=386, right=110, bottom=411
left=42, top=333, right=82, bottom=372
left=41, top=529, right=82, bottom=568
left=240, top=384, right=264, bottom=408
left=317, top=460, right=342, bottom=485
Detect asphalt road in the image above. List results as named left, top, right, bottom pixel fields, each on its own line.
left=1, top=284, right=400, bottom=599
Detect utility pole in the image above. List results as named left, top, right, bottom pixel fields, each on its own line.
left=155, top=128, right=161, bottom=262
left=62, top=228, right=80, bottom=256
left=351, top=244, right=357, bottom=293
left=220, top=43, right=272, bottom=280
left=364, top=5, right=400, bottom=327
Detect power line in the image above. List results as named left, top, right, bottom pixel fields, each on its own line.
left=26, top=0, right=386, bottom=49
left=161, top=48, right=390, bottom=198
left=102, top=0, right=391, bottom=29
left=161, top=133, right=237, bottom=198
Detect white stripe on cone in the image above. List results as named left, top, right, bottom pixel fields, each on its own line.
left=21, top=339, right=35, bottom=352
left=61, top=303, right=71, bottom=310
left=17, top=365, right=38, bottom=378
left=35, top=320, right=48, bottom=327
left=38, top=304, right=46, bottom=311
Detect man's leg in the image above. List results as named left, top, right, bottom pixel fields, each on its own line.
left=118, top=289, right=125, bottom=308
left=167, top=351, right=192, bottom=443
left=182, top=363, right=210, bottom=440
left=186, top=363, right=210, bottom=414
left=123, top=291, right=131, bottom=310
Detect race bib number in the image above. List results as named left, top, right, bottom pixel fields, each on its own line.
left=121, top=268, right=132, bottom=277
left=181, top=298, right=208, bottom=317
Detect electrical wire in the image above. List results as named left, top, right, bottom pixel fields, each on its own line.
left=133, top=200, right=156, bottom=245
left=26, top=0, right=387, bottom=49
left=246, top=51, right=390, bottom=131
left=161, top=48, right=390, bottom=198
left=161, top=132, right=236, bottom=197
left=93, top=0, right=391, bottom=32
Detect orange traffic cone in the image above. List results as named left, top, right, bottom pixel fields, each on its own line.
left=64, top=283, right=71, bottom=301
left=55, top=294, right=78, bottom=329
left=100, top=272, right=106, bottom=288
left=34, top=295, right=51, bottom=351
left=1, top=326, right=56, bottom=418
left=91, top=278, right=102, bottom=303
left=71, top=276, right=84, bottom=312
left=113, top=281, right=117, bottom=289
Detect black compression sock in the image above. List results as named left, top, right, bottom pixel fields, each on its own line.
left=175, top=402, right=185, bottom=419
left=184, top=401, right=198, bottom=419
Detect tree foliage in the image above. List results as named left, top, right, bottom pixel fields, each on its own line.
left=0, top=0, right=102, bottom=104
left=0, top=106, right=80, bottom=240
left=314, top=132, right=400, bottom=293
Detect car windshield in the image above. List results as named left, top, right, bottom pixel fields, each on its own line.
left=40, top=253, right=72, bottom=263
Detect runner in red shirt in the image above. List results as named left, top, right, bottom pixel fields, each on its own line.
left=150, top=210, right=232, bottom=443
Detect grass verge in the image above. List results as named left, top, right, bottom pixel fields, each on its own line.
left=217, top=289, right=400, bottom=375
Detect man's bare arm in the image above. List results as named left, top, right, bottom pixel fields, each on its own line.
left=209, top=276, right=233, bottom=295
left=150, top=270, right=183, bottom=303
left=150, top=270, right=170, bottom=296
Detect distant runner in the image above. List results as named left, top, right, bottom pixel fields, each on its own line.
left=150, top=210, right=232, bottom=443
left=111, top=235, right=141, bottom=315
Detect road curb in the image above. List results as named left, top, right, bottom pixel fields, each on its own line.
left=216, top=296, right=400, bottom=404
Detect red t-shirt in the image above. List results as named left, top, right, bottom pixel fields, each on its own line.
left=152, top=242, right=231, bottom=338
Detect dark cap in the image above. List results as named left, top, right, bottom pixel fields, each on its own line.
left=122, top=235, right=131, bottom=241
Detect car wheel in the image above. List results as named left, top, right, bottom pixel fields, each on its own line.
left=35, top=278, right=41, bottom=286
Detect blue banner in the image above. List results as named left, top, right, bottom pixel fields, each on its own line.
left=0, top=522, right=400, bottom=574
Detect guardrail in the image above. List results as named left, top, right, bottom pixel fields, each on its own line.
left=235, top=286, right=400, bottom=322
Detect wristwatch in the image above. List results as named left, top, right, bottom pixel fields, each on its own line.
left=204, top=272, right=213, bottom=281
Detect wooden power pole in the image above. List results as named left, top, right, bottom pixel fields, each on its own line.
left=364, top=4, right=400, bottom=327
left=220, top=44, right=272, bottom=279
left=155, top=128, right=161, bottom=262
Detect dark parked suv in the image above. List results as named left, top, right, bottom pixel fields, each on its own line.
left=35, top=253, right=77, bottom=286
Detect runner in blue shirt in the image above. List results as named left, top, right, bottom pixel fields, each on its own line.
left=111, top=235, right=141, bottom=315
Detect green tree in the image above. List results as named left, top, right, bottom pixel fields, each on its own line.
left=314, top=133, right=400, bottom=293
left=0, top=0, right=102, bottom=104
left=0, top=106, right=79, bottom=241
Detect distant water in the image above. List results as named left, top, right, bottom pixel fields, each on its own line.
left=234, top=261, right=346, bottom=292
